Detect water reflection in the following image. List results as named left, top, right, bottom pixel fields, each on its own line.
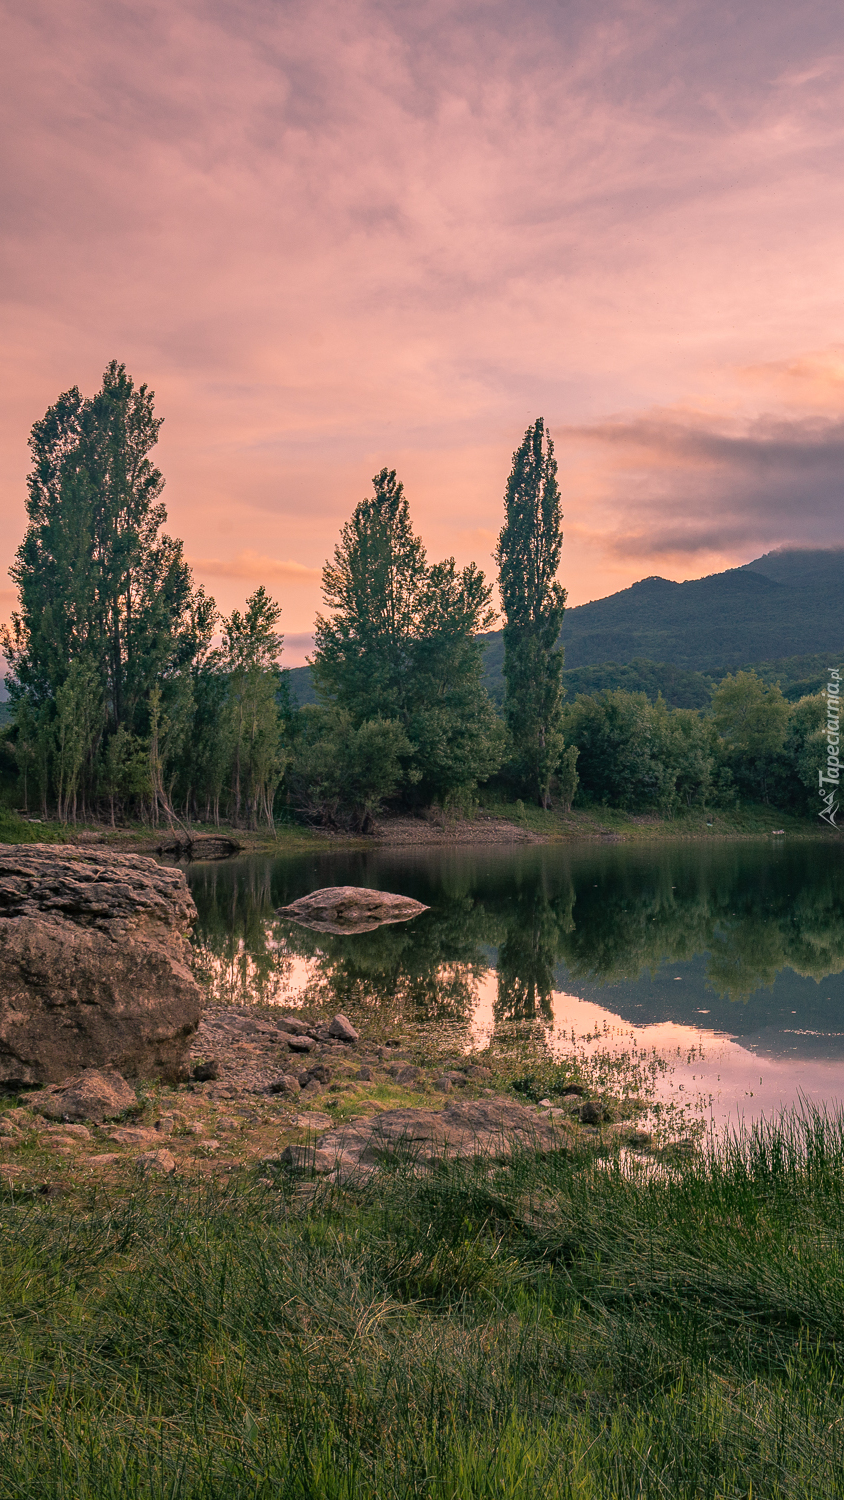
left=185, top=840, right=844, bottom=1120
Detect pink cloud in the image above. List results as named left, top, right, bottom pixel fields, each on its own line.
left=2, top=0, right=844, bottom=625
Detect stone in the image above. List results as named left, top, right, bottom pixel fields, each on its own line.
left=299, top=1063, right=331, bottom=1086
left=328, top=1014, right=359, bottom=1043
left=465, top=1066, right=492, bottom=1080
left=86, top=1153, right=121, bottom=1166
left=192, top=1061, right=219, bottom=1082
left=434, top=1076, right=453, bottom=1093
left=287, top=1036, right=315, bottom=1053
left=314, top=1097, right=572, bottom=1180
left=293, top=1112, right=333, bottom=1131
left=355, top=1067, right=372, bottom=1082
left=156, top=1114, right=175, bottom=1135
left=26, top=1068, right=137, bottom=1123
left=215, top=1117, right=241, bottom=1133
left=579, top=1100, right=605, bottom=1126
left=45, top=1122, right=91, bottom=1139
left=276, top=886, right=429, bottom=936
left=0, top=846, right=202, bottom=1084
left=275, top=1016, right=313, bottom=1036
left=107, top=1126, right=160, bottom=1145
left=276, top=1144, right=334, bottom=1175
left=136, top=1148, right=176, bottom=1176
left=268, top=1074, right=301, bottom=1095
left=187, top=1122, right=204, bottom=1135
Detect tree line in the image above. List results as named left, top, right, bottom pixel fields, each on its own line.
left=0, top=362, right=829, bottom=828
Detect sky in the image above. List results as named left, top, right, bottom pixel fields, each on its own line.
left=2, top=0, right=844, bottom=664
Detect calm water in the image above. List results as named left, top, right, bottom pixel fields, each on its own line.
left=185, top=840, right=844, bottom=1128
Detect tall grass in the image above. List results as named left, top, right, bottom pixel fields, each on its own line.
left=2, top=1106, right=844, bottom=1497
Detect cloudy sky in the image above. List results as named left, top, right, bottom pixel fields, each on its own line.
left=2, top=0, right=844, bottom=661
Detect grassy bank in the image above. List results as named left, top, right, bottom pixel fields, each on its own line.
left=2, top=1107, right=844, bottom=1498
left=477, top=793, right=833, bottom=841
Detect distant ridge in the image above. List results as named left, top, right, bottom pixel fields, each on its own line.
left=285, top=547, right=844, bottom=708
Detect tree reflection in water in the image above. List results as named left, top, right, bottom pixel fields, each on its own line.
left=185, top=841, right=844, bottom=1028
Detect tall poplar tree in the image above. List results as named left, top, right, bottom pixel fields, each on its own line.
left=495, top=418, right=567, bottom=807
left=3, top=361, right=214, bottom=732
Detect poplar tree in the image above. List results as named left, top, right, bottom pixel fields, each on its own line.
left=3, top=361, right=214, bottom=733
left=495, top=419, right=568, bottom=807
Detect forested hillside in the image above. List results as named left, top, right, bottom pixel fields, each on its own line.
left=287, top=547, right=844, bottom=708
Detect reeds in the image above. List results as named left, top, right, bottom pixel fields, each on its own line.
left=2, top=1104, right=844, bottom=1497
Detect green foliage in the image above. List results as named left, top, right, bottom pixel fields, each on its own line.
left=290, top=707, right=411, bottom=830
left=313, top=469, right=502, bottom=808
left=495, top=419, right=568, bottom=807
left=711, top=670, right=790, bottom=803
left=220, top=587, right=288, bottom=830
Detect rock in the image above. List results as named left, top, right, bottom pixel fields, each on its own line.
left=26, top=1069, right=137, bottom=1123
left=276, top=886, right=429, bottom=935
left=157, top=1114, right=175, bottom=1135
left=328, top=1014, right=359, bottom=1043
left=0, top=846, right=202, bottom=1084
left=315, top=1097, right=572, bottom=1180
left=192, top=1061, right=219, bottom=1082
left=293, top=1112, right=333, bottom=1131
left=299, top=1063, right=331, bottom=1086
left=215, top=1116, right=241, bottom=1133
left=355, top=1067, right=372, bottom=1082
left=276, top=1016, right=313, bottom=1036
left=107, top=1126, right=160, bottom=1145
left=395, top=1066, right=421, bottom=1086
left=0, top=1120, right=19, bottom=1139
left=579, top=1100, right=605, bottom=1126
left=136, top=1148, right=176, bottom=1176
left=45, top=1122, right=91, bottom=1139
left=287, top=1036, right=315, bottom=1054
left=434, top=1076, right=453, bottom=1093
left=465, top=1066, right=492, bottom=1080
left=86, top=1153, right=121, bottom=1166
left=268, top=1074, right=301, bottom=1095
left=276, top=1144, right=334, bottom=1175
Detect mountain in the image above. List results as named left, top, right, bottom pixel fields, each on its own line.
left=285, top=547, right=844, bottom=708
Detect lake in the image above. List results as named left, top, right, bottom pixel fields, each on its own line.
left=185, top=838, right=844, bottom=1130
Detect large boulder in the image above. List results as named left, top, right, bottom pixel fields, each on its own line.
left=276, top=886, right=428, bottom=935
left=0, top=846, right=202, bottom=1085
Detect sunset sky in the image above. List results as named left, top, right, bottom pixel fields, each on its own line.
left=2, top=0, right=844, bottom=663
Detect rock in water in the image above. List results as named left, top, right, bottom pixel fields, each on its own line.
left=0, top=846, right=202, bottom=1085
left=276, top=886, right=428, bottom=935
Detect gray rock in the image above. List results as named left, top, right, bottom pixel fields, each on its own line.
left=0, top=846, right=201, bottom=1084
left=26, top=1068, right=138, bottom=1123
left=276, top=1016, right=313, bottom=1036
left=137, top=1148, right=176, bottom=1176
left=277, top=1144, right=334, bottom=1175
left=315, top=1096, right=573, bottom=1179
left=106, top=1126, right=160, bottom=1145
left=579, top=1100, right=605, bottom=1126
left=276, top=886, right=428, bottom=935
left=287, top=1036, right=315, bottom=1054
left=328, top=1013, right=359, bottom=1042
left=268, top=1074, right=301, bottom=1095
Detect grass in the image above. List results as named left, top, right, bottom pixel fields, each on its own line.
left=477, top=792, right=828, bottom=841
left=2, top=1106, right=844, bottom=1497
